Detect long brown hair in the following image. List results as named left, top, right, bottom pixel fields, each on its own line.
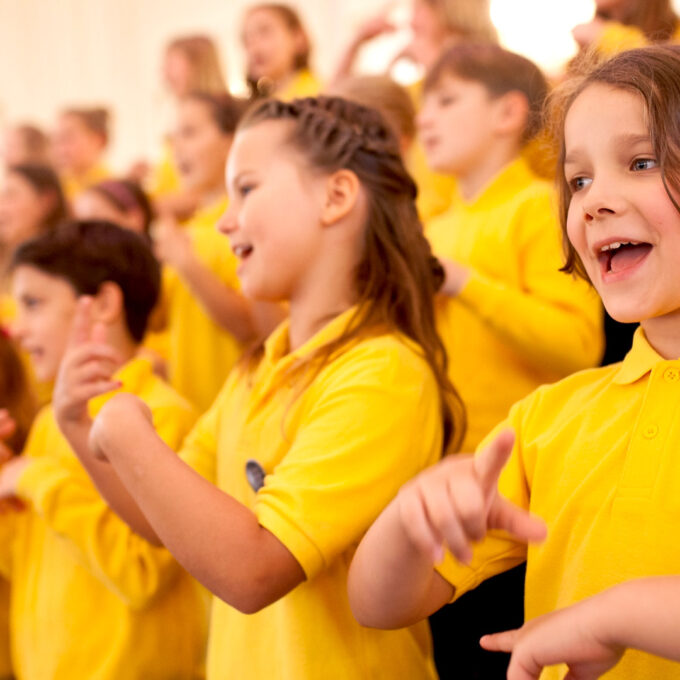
left=550, top=45, right=680, bottom=279
left=239, top=96, right=465, bottom=452
left=166, top=34, right=227, bottom=94
left=0, top=330, right=36, bottom=452
left=595, top=0, right=678, bottom=42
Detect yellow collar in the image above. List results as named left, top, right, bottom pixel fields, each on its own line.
left=613, top=327, right=668, bottom=385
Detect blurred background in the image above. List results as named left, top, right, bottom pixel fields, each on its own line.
left=2, top=0, right=678, bottom=170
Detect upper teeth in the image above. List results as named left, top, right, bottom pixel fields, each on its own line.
left=600, top=241, right=637, bottom=253
left=233, top=244, right=251, bottom=257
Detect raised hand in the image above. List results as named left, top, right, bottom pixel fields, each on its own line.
left=53, top=297, right=123, bottom=434
left=480, top=600, right=623, bottom=680
left=153, top=215, right=194, bottom=274
left=396, top=429, right=546, bottom=564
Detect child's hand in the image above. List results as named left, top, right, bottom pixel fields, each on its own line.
left=396, top=429, right=546, bottom=564
left=438, top=257, right=471, bottom=297
left=353, top=4, right=397, bottom=45
left=0, top=410, right=18, bottom=463
left=480, top=598, right=624, bottom=680
left=572, top=18, right=607, bottom=49
left=153, top=215, right=194, bottom=274
left=0, top=456, right=31, bottom=500
left=89, top=393, right=153, bottom=462
left=54, top=298, right=122, bottom=435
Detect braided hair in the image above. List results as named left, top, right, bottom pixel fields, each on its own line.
left=239, top=96, right=465, bottom=452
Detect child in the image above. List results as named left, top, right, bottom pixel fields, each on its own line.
left=242, top=3, right=320, bottom=100
left=573, top=0, right=680, bottom=57
left=74, top=178, right=154, bottom=238
left=61, top=96, right=465, bottom=679
left=153, top=91, right=270, bottom=411
left=0, top=220, right=207, bottom=678
left=1, top=124, right=50, bottom=168
left=348, top=44, right=680, bottom=680
left=52, top=107, right=110, bottom=201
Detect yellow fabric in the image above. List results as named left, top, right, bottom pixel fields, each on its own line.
left=180, top=307, right=442, bottom=679
left=426, top=157, right=603, bottom=451
left=164, top=197, right=244, bottom=412
left=147, top=139, right=181, bottom=200
left=60, top=162, right=110, bottom=202
left=276, top=68, right=321, bottom=101
left=0, top=294, right=51, bottom=406
left=3, top=357, right=207, bottom=679
left=406, top=140, right=457, bottom=223
left=436, top=327, right=680, bottom=679
left=595, top=21, right=680, bottom=56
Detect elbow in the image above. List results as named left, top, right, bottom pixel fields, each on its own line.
left=218, top=580, right=280, bottom=615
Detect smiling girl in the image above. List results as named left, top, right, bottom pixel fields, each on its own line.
left=348, top=44, right=680, bottom=680
left=53, top=96, right=464, bottom=679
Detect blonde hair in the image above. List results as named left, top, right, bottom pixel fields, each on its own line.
left=166, top=34, right=227, bottom=93
left=328, top=75, right=416, bottom=141
left=427, top=0, right=498, bottom=43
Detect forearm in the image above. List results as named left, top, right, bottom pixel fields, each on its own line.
left=61, top=422, right=161, bottom=545
left=602, top=577, right=680, bottom=661
left=348, top=499, right=453, bottom=629
left=99, top=409, right=304, bottom=612
left=178, top=256, right=257, bottom=342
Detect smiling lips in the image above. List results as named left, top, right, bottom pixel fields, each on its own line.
left=232, top=244, right=253, bottom=260
left=597, top=240, right=653, bottom=276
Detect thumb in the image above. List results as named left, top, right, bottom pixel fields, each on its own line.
left=473, top=429, right=515, bottom=496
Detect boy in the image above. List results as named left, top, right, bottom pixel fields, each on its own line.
left=417, top=43, right=603, bottom=677
left=0, top=221, right=206, bottom=679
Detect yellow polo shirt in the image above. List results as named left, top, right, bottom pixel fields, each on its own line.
left=1, top=357, right=207, bottom=679
left=437, top=327, right=680, bottom=679
left=164, top=197, right=244, bottom=412
left=276, top=68, right=321, bottom=101
left=180, top=307, right=443, bottom=679
left=60, top=162, right=110, bottom=201
left=426, top=156, right=603, bottom=451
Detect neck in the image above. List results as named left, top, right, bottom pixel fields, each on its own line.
left=641, top=313, right=680, bottom=360
left=107, top=326, right=140, bottom=368
left=456, top=143, right=521, bottom=202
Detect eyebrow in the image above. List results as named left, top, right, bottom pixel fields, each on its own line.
left=564, top=133, right=652, bottom=165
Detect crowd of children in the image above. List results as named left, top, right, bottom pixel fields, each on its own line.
left=0, top=1, right=680, bottom=679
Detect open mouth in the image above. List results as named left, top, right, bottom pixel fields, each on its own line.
left=232, top=244, right=253, bottom=260
left=597, top=240, right=652, bottom=276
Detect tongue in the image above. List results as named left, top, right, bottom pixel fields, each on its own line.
left=610, top=244, right=652, bottom=273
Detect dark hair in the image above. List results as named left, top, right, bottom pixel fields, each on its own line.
left=425, top=42, right=549, bottom=142
left=13, top=124, right=50, bottom=163
left=62, top=107, right=110, bottom=144
left=550, top=45, right=680, bottom=279
left=239, top=96, right=465, bottom=452
left=89, top=179, right=154, bottom=237
left=8, top=164, right=69, bottom=231
left=11, top=220, right=160, bottom=343
left=244, top=4, right=312, bottom=98
left=0, top=330, right=36, bottom=452
left=186, top=91, right=250, bottom=135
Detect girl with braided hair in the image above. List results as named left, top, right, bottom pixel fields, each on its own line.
left=52, top=95, right=465, bottom=679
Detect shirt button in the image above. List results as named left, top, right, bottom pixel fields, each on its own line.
left=664, top=367, right=680, bottom=382
left=643, top=424, right=659, bottom=439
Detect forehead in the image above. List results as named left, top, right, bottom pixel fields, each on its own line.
left=227, top=119, right=294, bottom=171
left=565, top=84, right=648, bottom=144
left=12, top=265, right=76, bottom=298
left=426, top=72, right=490, bottom=98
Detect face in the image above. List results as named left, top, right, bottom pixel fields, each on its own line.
left=564, top=84, right=680, bottom=325
left=242, top=8, right=300, bottom=83
left=173, top=99, right=232, bottom=194
left=410, top=0, right=448, bottom=66
left=0, top=173, right=51, bottom=249
left=417, top=74, right=498, bottom=174
left=163, top=48, right=193, bottom=97
left=52, top=113, right=104, bottom=174
left=73, top=191, right=143, bottom=234
left=11, top=266, right=78, bottom=382
left=220, top=120, right=328, bottom=301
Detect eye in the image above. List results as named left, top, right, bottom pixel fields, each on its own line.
left=631, top=157, right=657, bottom=171
left=568, top=176, right=592, bottom=193
left=21, top=296, right=40, bottom=310
left=239, top=184, right=255, bottom=197
left=438, top=95, right=456, bottom=106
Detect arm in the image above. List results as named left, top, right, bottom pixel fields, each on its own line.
left=481, top=577, right=680, bottom=680
left=154, top=217, right=258, bottom=342
left=348, top=429, right=546, bottom=629
left=89, top=394, right=306, bottom=614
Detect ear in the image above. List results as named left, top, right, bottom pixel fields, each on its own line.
left=90, top=281, right=124, bottom=326
left=492, top=90, right=530, bottom=140
left=320, top=169, right=361, bottom=227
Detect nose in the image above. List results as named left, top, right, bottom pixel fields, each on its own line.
left=217, top=204, right=238, bottom=235
left=581, top=176, right=626, bottom=223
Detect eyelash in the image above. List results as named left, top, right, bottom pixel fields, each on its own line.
left=631, top=157, right=657, bottom=171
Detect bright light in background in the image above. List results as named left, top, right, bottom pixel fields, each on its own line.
left=491, top=0, right=595, bottom=76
